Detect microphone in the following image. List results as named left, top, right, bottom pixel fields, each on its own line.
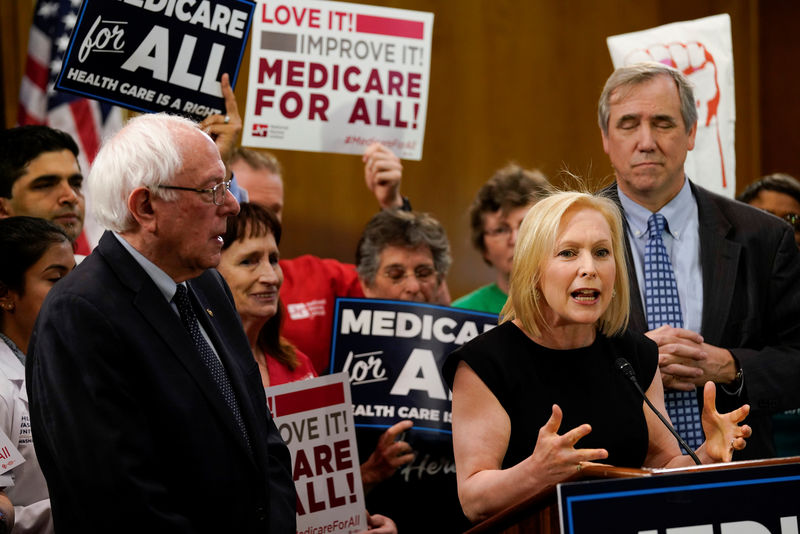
left=614, top=358, right=702, bottom=465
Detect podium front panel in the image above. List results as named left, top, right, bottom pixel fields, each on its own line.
left=558, top=462, right=800, bottom=533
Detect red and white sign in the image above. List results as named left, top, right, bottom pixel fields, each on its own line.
left=242, top=0, right=433, bottom=160
left=266, top=373, right=367, bottom=533
left=607, top=14, right=736, bottom=197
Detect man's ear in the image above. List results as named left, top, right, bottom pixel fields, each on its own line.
left=0, top=197, right=14, bottom=218
left=686, top=121, right=698, bottom=152
left=127, top=187, right=157, bottom=232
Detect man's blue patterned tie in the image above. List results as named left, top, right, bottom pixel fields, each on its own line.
left=644, top=213, right=703, bottom=450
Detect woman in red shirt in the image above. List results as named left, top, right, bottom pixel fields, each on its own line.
left=218, top=203, right=316, bottom=387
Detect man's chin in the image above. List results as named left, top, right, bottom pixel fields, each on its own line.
left=58, top=222, right=83, bottom=242
left=204, top=251, right=223, bottom=270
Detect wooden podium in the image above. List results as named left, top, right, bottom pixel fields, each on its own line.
left=464, top=457, right=800, bottom=534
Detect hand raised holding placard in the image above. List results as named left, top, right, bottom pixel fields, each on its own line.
left=199, top=73, right=242, bottom=179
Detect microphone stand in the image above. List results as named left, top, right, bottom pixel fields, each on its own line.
left=615, top=358, right=702, bottom=466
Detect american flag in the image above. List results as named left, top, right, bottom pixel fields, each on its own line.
left=17, top=0, right=122, bottom=252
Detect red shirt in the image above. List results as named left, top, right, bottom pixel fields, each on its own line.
left=74, top=231, right=91, bottom=256
left=266, top=348, right=317, bottom=386
left=279, top=255, right=364, bottom=375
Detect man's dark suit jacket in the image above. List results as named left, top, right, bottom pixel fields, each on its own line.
left=27, top=232, right=296, bottom=533
left=613, top=181, right=800, bottom=460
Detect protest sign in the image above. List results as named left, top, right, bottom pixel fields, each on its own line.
left=607, top=14, right=736, bottom=197
left=55, top=0, right=255, bottom=122
left=328, top=298, right=495, bottom=531
left=330, top=298, right=497, bottom=435
left=0, top=431, right=24, bottom=477
left=242, top=0, right=434, bottom=159
left=266, top=373, right=366, bottom=534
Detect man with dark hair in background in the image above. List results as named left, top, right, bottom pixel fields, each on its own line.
left=738, top=172, right=800, bottom=248
left=0, top=125, right=89, bottom=255
left=737, top=172, right=800, bottom=457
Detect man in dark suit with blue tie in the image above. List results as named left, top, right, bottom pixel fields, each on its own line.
left=598, top=62, right=800, bottom=460
left=27, top=113, right=295, bottom=532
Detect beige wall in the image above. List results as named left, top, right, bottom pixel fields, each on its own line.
left=2, top=1, right=795, bottom=298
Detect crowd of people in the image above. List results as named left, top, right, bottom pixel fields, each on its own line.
left=0, top=60, right=798, bottom=533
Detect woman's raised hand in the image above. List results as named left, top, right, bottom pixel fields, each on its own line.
left=699, top=382, right=752, bottom=463
left=530, top=404, right=608, bottom=482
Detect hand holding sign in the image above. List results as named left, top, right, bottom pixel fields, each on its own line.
left=199, top=73, right=242, bottom=179
left=363, top=143, right=404, bottom=210
left=362, top=513, right=397, bottom=533
left=360, top=419, right=414, bottom=492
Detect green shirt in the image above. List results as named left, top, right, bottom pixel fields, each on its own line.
left=452, top=283, right=507, bottom=315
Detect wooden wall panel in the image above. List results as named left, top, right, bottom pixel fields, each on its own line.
left=243, top=0, right=762, bottom=298
left=0, top=0, right=778, bottom=298
left=0, top=0, right=35, bottom=126
left=758, top=1, right=800, bottom=180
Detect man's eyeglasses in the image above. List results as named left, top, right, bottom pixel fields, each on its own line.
left=158, top=180, right=232, bottom=206
left=382, top=265, right=437, bottom=285
left=783, top=213, right=800, bottom=231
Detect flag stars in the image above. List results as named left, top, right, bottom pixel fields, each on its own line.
left=50, top=58, right=62, bottom=76
left=62, top=12, right=77, bottom=30
left=37, top=1, right=59, bottom=18
left=56, top=35, right=69, bottom=52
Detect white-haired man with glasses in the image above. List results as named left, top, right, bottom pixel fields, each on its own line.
left=28, top=113, right=295, bottom=533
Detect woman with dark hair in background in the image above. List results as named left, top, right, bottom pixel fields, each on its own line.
left=218, top=203, right=398, bottom=533
left=0, top=216, right=76, bottom=533
left=452, top=164, right=548, bottom=314
left=218, top=202, right=316, bottom=387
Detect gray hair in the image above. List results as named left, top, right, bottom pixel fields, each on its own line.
left=88, top=113, right=203, bottom=233
left=356, top=210, right=451, bottom=286
left=230, top=146, right=282, bottom=176
left=598, top=62, right=698, bottom=136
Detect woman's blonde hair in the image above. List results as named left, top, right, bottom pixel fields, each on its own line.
left=500, top=190, right=630, bottom=338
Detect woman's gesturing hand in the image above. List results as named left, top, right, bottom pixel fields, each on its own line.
left=530, top=404, right=608, bottom=482
left=699, top=382, right=752, bottom=463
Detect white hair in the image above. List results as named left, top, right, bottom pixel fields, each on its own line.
left=88, top=113, right=205, bottom=232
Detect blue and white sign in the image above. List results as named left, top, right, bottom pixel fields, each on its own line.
left=329, top=298, right=497, bottom=436
left=56, top=0, right=255, bottom=121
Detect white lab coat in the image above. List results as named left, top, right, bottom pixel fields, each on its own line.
left=0, top=342, right=52, bottom=533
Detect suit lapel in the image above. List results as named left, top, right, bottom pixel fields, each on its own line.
left=603, top=184, right=648, bottom=332
left=97, top=233, right=258, bottom=464
left=692, top=184, right=741, bottom=345
left=189, top=278, right=263, bottom=463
